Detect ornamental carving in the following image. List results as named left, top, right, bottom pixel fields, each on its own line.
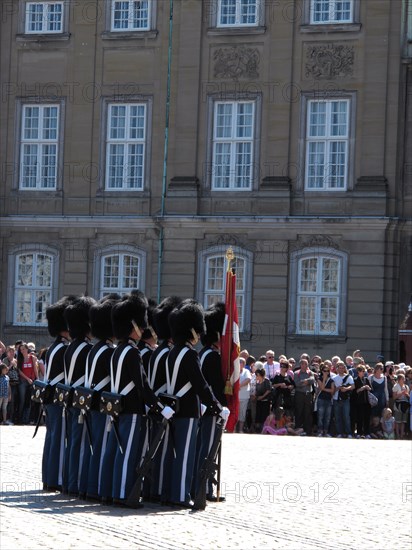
left=305, top=44, right=354, bottom=80
left=214, top=47, right=260, bottom=81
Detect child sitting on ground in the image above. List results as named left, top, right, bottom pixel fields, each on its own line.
left=380, top=407, right=395, bottom=439
left=370, top=416, right=384, bottom=439
left=262, top=408, right=304, bottom=436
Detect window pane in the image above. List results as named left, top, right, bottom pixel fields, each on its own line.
left=108, top=144, right=125, bottom=188
left=320, top=297, right=338, bottom=333
left=47, top=3, right=62, bottom=31
left=240, top=0, right=257, bottom=24
left=18, top=255, right=34, bottom=286
left=23, top=107, right=40, bottom=139
left=122, top=255, right=139, bottom=288
left=298, top=296, right=316, bottom=332
left=103, top=256, right=119, bottom=288
left=307, top=142, right=325, bottom=189
left=219, top=0, right=236, bottom=25
left=16, top=290, right=32, bottom=323
left=309, top=102, right=326, bottom=137
left=321, top=258, right=339, bottom=292
left=43, top=106, right=58, bottom=140
left=127, top=144, right=144, bottom=188
left=235, top=142, right=252, bottom=188
left=213, top=143, right=232, bottom=189
left=236, top=103, right=253, bottom=138
left=35, top=290, right=51, bottom=322
left=110, top=105, right=127, bottom=139
left=330, top=101, right=348, bottom=137
left=36, top=254, right=52, bottom=287
left=206, top=257, right=225, bottom=291
left=215, top=104, right=233, bottom=139
left=328, top=141, right=346, bottom=188
left=129, top=105, right=145, bottom=139
left=113, top=1, right=129, bottom=29
left=41, top=144, right=57, bottom=188
left=133, top=0, right=149, bottom=28
left=300, top=258, right=318, bottom=292
left=22, top=144, right=39, bottom=188
left=27, top=4, right=44, bottom=31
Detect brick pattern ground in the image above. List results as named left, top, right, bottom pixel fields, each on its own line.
left=0, top=426, right=411, bottom=549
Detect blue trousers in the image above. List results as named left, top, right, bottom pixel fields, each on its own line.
left=112, top=413, right=142, bottom=500
left=193, top=415, right=217, bottom=497
left=169, top=417, right=198, bottom=504
left=67, top=407, right=87, bottom=493
left=78, top=413, right=92, bottom=495
left=99, top=418, right=118, bottom=499
left=317, top=399, right=333, bottom=434
left=42, top=403, right=64, bottom=487
left=334, top=399, right=351, bottom=436
left=87, top=411, right=108, bottom=497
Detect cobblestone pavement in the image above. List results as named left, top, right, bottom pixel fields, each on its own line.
left=0, top=426, right=411, bottom=549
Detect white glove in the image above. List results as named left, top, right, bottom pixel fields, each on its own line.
left=200, top=403, right=207, bottom=416
left=220, top=407, right=230, bottom=427
left=161, top=405, right=175, bottom=420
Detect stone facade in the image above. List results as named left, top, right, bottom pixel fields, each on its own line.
left=0, top=0, right=411, bottom=362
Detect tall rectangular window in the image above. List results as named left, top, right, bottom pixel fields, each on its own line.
left=310, top=0, right=353, bottom=24
left=20, top=104, right=59, bottom=190
left=106, top=103, right=146, bottom=190
left=25, top=2, right=63, bottom=33
left=111, top=0, right=151, bottom=31
left=14, top=253, right=53, bottom=325
left=212, top=101, right=255, bottom=190
left=204, top=254, right=246, bottom=331
left=101, top=254, right=141, bottom=295
left=305, top=99, right=350, bottom=190
left=297, top=256, right=340, bottom=335
left=217, top=0, right=260, bottom=27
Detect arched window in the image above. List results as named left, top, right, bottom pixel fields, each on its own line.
left=94, top=246, right=146, bottom=297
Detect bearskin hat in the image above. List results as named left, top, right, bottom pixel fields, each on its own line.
left=152, top=296, right=182, bottom=340
left=201, top=302, right=226, bottom=347
left=89, top=293, right=121, bottom=340
left=168, top=299, right=206, bottom=345
left=141, top=298, right=158, bottom=341
left=64, top=295, right=96, bottom=339
left=111, top=290, right=148, bottom=340
left=46, top=295, right=79, bottom=337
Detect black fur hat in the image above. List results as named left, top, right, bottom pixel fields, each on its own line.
left=89, top=293, right=121, bottom=340
left=168, top=299, right=206, bottom=345
left=46, top=295, right=79, bottom=338
left=141, top=298, right=158, bottom=341
left=64, top=295, right=96, bottom=339
left=111, top=290, right=148, bottom=340
left=152, top=296, right=182, bottom=340
left=201, top=302, right=226, bottom=347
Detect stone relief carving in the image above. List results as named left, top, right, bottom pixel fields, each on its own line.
left=305, top=44, right=354, bottom=79
left=214, top=46, right=260, bottom=80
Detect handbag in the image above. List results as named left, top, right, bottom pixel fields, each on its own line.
left=367, top=391, right=378, bottom=408
left=53, top=382, right=73, bottom=407
left=8, top=367, right=20, bottom=386
left=31, top=380, right=53, bottom=405
left=395, top=401, right=410, bottom=414
left=99, top=391, right=124, bottom=417
left=72, top=386, right=99, bottom=412
left=338, top=375, right=352, bottom=401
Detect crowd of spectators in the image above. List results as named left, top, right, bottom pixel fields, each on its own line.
left=236, top=349, right=412, bottom=440
left=1, top=338, right=411, bottom=440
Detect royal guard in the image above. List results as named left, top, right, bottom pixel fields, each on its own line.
left=138, top=298, right=158, bottom=374
left=63, top=295, right=96, bottom=495
left=164, top=299, right=222, bottom=508
left=99, top=291, right=170, bottom=506
left=77, top=294, right=120, bottom=501
left=42, top=295, right=78, bottom=491
left=147, top=295, right=182, bottom=501
left=195, top=302, right=227, bottom=502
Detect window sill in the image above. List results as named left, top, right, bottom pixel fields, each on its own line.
left=101, top=30, right=158, bottom=40
left=287, top=334, right=347, bottom=344
left=16, top=33, right=70, bottom=42
left=207, top=26, right=266, bottom=36
left=300, top=23, right=361, bottom=33
left=96, top=189, right=150, bottom=198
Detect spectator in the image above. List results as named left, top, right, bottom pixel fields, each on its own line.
left=380, top=408, right=395, bottom=440
left=254, top=367, right=272, bottom=433
left=263, top=350, right=279, bottom=380
left=17, top=343, right=38, bottom=424
left=272, top=361, right=295, bottom=416
left=237, top=358, right=251, bottom=433
left=332, top=361, right=354, bottom=438
left=245, top=355, right=256, bottom=372
left=316, top=363, right=335, bottom=437
left=0, top=363, right=11, bottom=424
left=248, top=360, right=261, bottom=433
left=3, top=345, right=19, bottom=423
left=369, top=363, right=388, bottom=419
left=293, top=358, right=315, bottom=436
left=392, top=373, right=410, bottom=439
left=354, top=365, right=372, bottom=438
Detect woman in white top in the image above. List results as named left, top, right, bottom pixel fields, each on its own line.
left=392, top=373, right=410, bottom=439
left=237, top=358, right=252, bottom=433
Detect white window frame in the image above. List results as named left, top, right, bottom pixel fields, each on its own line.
left=197, top=245, right=253, bottom=333
left=216, top=0, right=261, bottom=28
left=309, top=0, right=354, bottom=25
left=304, top=98, right=350, bottom=191
left=111, top=0, right=151, bottom=31
left=93, top=245, right=146, bottom=296
left=105, top=102, right=147, bottom=191
left=13, top=252, right=54, bottom=326
left=211, top=100, right=256, bottom=191
left=100, top=253, right=142, bottom=296
left=25, top=1, right=64, bottom=34
left=289, top=247, right=348, bottom=337
left=19, top=103, right=60, bottom=190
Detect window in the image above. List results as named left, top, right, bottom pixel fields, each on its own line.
left=217, top=0, right=261, bottom=27
left=289, top=248, right=348, bottom=337
left=111, top=0, right=151, bottom=31
left=20, top=104, right=59, bottom=190
left=310, top=0, right=353, bottom=24
left=14, top=252, right=53, bottom=325
left=198, top=246, right=253, bottom=332
left=305, top=99, right=350, bottom=190
left=100, top=253, right=142, bottom=296
left=212, top=101, right=255, bottom=190
left=25, top=2, right=63, bottom=33
left=106, top=103, right=147, bottom=190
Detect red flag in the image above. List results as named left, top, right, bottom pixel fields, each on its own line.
left=221, top=268, right=240, bottom=433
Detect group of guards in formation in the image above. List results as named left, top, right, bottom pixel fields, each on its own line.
left=38, top=291, right=229, bottom=509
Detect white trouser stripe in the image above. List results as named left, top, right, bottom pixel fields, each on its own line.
left=120, top=415, right=137, bottom=499
left=208, top=417, right=216, bottom=453
left=77, top=422, right=87, bottom=488
left=98, top=416, right=111, bottom=494
left=158, top=424, right=169, bottom=495
left=58, top=408, right=65, bottom=486
left=180, top=418, right=194, bottom=502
